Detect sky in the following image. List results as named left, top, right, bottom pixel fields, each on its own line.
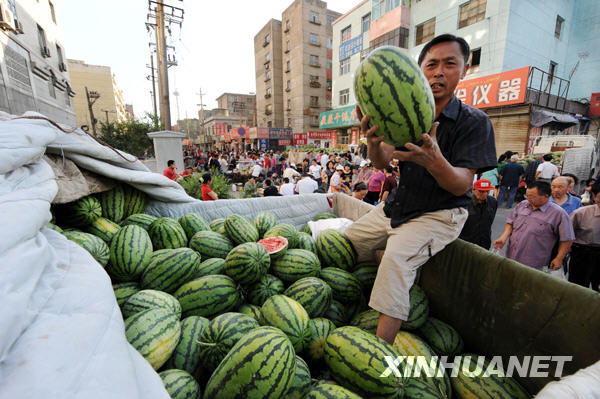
left=55, top=0, right=353, bottom=123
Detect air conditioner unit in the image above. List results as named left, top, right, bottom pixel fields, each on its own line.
left=0, top=4, right=15, bottom=32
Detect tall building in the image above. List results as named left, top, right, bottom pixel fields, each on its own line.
left=68, top=59, right=128, bottom=132
left=0, top=0, right=75, bottom=124
left=254, top=0, right=341, bottom=134
left=216, top=92, right=257, bottom=125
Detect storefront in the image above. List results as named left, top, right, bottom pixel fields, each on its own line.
left=318, top=105, right=360, bottom=149
left=248, top=127, right=269, bottom=150
left=269, top=128, right=293, bottom=150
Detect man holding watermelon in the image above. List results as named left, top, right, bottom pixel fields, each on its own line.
left=346, top=34, right=497, bottom=344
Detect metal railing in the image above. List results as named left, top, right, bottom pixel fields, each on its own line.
left=526, top=67, right=571, bottom=111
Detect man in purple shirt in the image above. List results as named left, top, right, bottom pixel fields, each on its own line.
left=494, top=181, right=574, bottom=270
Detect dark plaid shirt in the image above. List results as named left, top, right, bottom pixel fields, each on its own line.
left=384, top=96, right=497, bottom=228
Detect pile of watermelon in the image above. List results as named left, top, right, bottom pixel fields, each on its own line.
left=50, top=187, right=531, bottom=399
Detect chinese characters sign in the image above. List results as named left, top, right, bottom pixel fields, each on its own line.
left=294, top=133, right=308, bottom=146
left=454, top=67, right=530, bottom=109
left=215, top=123, right=227, bottom=136
left=319, top=105, right=358, bottom=129
left=269, top=128, right=292, bottom=140
left=339, top=35, right=363, bottom=60
left=278, top=139, right=292, bottom=146
left=308, top=131, right=333, bottom=140
left=258, top=139, right=269, bottom=150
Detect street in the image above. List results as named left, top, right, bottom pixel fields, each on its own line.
left=491, top=206, right=512, bottom=256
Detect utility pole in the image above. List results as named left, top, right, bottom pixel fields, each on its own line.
left=173, top=89, right=181, bottom=124
left=148, top=52, right=158, bottom=121
left=101, top=109, right=116, bottom=124
left=85, top=87, right=100, bottom=135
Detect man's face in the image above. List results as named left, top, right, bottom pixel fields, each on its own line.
left=473, top=189, right=489, bottom=202
left=421, top=41, right=468, bottom=103
left=169, top=163, right=176, bottom=169
left=526, top=187, right=549, bottom=208
left=551, top=178, right=569, bottom=198
left=354, top=189, right=368, bottom=200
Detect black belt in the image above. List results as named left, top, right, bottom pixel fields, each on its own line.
left=572, top=243, right=600, bottom=252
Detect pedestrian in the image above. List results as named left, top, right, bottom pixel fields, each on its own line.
left=251, top=162, right=263, bottom=180
left=550, top=176, right=582, bottom=215
left=329, top=165, right=345, bottom=193
left=325, top=161, right=335, bottom=179
left=297, top=173, right=318, bottom=194
left=480, top=166, right=498, bottom=197
left=535, top=154, right=559, bottom=184
left=280, top=177, right=295, bottom=196
left=581, top=178, right=596, bottom=205
left=561, top=173, right=580, bottom=197
left=219, top=155, right=228, bottom=173
left=342, top=164, right=352, bottom=188
left=364, top=167, right=384, bottom=205
left=320, top=152, right=330, bottom=168
left=524, top=155, right=543, bottom=187
left=201, top=173, right=218, bottom=201
left=352, top=182, right=369, bottom=201
left=379, top=166, right=397, bottom=203
left=163, top=160, right=181, bottom=181
left=568, top=185, right=600, bottom=291
left=497, top=154, right=524, bottom=208
left=345, top=34, right=497, bottom=344
left=301, top=158, right=310, bottom=174
left=180, top=166, right=194, bottom=178
left=309, top=159, right=322, bottom=183
left=263, top=179, right=280, bottom=197
left=494, top=181, right=574, bottom=270
left=283, top=164, right=301, bottom=181
left=458, top=179, right=497, bottom=249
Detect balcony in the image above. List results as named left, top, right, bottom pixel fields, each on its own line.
left=285, top=68, right=291, bottom=73
left=310, top=102, right=319, bottom=108
left=309, top=18, right=321, bottom=26
left=264, top=60, right=270, bottom=65
left=285, top=87, right=291, bottom=92
left=264, top=77, right=271, bottom=82
left=284, top=48, right=290, bottom=54
left=264, top=93, right=272, bottom=99
left=309, top=41, right=321, bottom=47
left=309, top=63, right=321, bottom=68
left=309, top=80, right=321, bottom=88
left=265, top=109, right=273, bottom=115
left=263, top=39, right=270, bottom=47
left=286, top=107, right=291, bottom=111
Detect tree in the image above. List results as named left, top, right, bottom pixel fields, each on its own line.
left=98, top=113, right=162, bottom=158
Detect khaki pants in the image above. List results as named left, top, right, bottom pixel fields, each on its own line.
left=345, top=204, right=467, bottom=320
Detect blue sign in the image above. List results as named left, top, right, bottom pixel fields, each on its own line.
left=238, top=127, right=246, bottom=136
left=258, top=139, right=269, bottom=151
left=269, top=128, right=292, bottom=140
left=339, top=35, right=363, bottom=60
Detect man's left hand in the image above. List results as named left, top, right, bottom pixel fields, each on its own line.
left=549, top=257, right=563, bottom=271
left=391, top=122, right=440, bottom=168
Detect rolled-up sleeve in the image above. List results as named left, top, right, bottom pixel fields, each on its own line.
left=558, top=210, right=576, bottom=241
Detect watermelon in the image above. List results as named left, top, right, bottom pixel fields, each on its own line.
left=141, top=248, right=202, bottom=293
left=300, top=223, right=312, bottom=235
left=237, top=303, right=263, bottom=323
left=122, top=289, right=182, bottom=319
left=122, top=184, right=148, bottom=217
left=63, top=196, right=102, bottom=226
left=189, top=230, right=233, bottom=259
left=107, top=225, right=153, bottom=281
left=198, top=312, right=260, bottom=371
left=99, top=185, right=125, bottom=223
left=174, top=275, right=242, bottom=319
left=316, top=229, right=357, bottom=271
left=86, top=217, right=121, bottom=242
left=353, top=262, right=378, bottom=294
left=264, top=223, right=299, bottom=249
left=304, top=317, right=336, bottom=363
left=46, top=222, right=63, bottom=233
left=253, top=211, right=278, bottom=237
left=324, top=326, right=406, bottom=398
left=418, top=317, right=464, bottom=357
left=304, top=382, right=363, bottom=399
left=124, top=308, right=181, bottom=370
left=403, top=285, right=429, bottom=330
left=319, top=267, right=362, bottom=302
left=257, top=236, right=288, bottom=259
left=284, top=277, right=332, bottom=318
left=296, top=232, right=316, bottom=253
left=404, top=377, right=447, bottom=399
left=203, top=326, right=296, bottom=399
left=350, top=309, right=380, bottom=334
left=148, top=217, right=188, bottom=250
left=346, top=293, right=369, bottom=322
left=120, top=213, right=157, bottom=230
left=246, top=274, right=285, bottom=306
left=158, top=369, right=202, bottom=399
left=112, top=282, right=139, bottom=307
left=224, top=242, right=270, bottom=285
left=324, top=300, right=348, bottom=327
left=354, top=45, right=435, bottom=147
left=315, top=211, right=337, bottom=220
left=285, top=356, right=311, bottom=399
left=179, top=213, right=210, bottom=240
left=209, top=218, right=226, bottom=234
left=164, top=315, right=209, bottom=374
left=261, top=295, right=311, bottom=352
left=224, top=214, right=259, bottom=244
left=270, top=248, right=321, bottom=283
left=63, top=230, right=109, bottom=267
left=193, top=257, right=226, bottom=278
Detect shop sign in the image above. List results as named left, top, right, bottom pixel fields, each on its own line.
left=319, top=105, right=358, bottom=129
left=590, top=92, right=600, bottom=117
left=258, top=139, right=269, bottom=150
left=308, top=131, right=333, bottom=140
left=279, top=139, right=292, bottom=146
left=215, top=123, right=227, bottom=136
left=454, top=66, right=530, bottom=109
left=330, top=131, right=337, bottom=148
left=269, top=128, right=293, bottom=139
left=339, top=34, right=363, bottom=60
left=350, top=128, right=359, bottom=145
left=293, top=133, right=308, bottom=146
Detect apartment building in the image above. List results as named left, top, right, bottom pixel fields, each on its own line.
left=0, top=0, right=75, bottom=124
left=216, top=92, right=256, bottom=126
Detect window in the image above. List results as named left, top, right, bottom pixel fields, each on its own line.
left=48, top=1, right=56, bottom=23
left=340, top=58, right=351, bottom=75
left=327, top=15, right=336, bottom=25
left=362, top=13, right=371, bottom=33
left=266, top=104, right=273, bottom=115
left=372, top=0, right=401, bottom=21
left=286, top=41, right=291, bottom=52
left=310, top=96, right=319, bottom=107
left=555, top=15, right=564, bottom=39
left=286, top=60, right=291, bottom=72
left=309, top=74, right=320, bottom=88
left=265, top=52, right=270, bottom=63
left=327, top=59, right=332, bottom=70
left=265, top=70, right=272, bottom=81
left=310, top=115, right=319, bottom=126
left=339, top=88, right=350, bottom=105
left=287, top=98, right=291, bottom=110
left=310, top=33, right=319, bottom=45
left=415, top=18, right=435, bottom=46
left=310, top=11, right=319, bottom=24
left=310, top=55, right=319, bottom=67
left=48, top=74, right=56, bottom=98
left=56, top=44, right=65, bottom=70
left=267, top=121, right=272, bottom=127
left=341, top=25, right=351, bottom=43
left=458, top=0, right=487, bottom=29
left=548, top=61, right=557, bottom=85
left=265, top=33, right=270, bottom=44
left=288, top=118, right=292, bottom=128
left=465, top=48, right=481, bottom=74
left=369, top=27, right=409, bottom=50
left=266, top=87, right=272, bottom=95
left=327, top=38, right=332, bottom=49
left=37, top=24, right=48, bottom=55
left=285, top=20, right=291, bottom=32
left=286, top=80, right=291, bottom=91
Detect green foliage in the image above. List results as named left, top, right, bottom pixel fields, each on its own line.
left=98, top=113, right=161, bottom=158
left=179, top=168, right=231, bottom=200
left=179, top=175, right=203, bottom=199
left=241, top=182, right=258, bottom=199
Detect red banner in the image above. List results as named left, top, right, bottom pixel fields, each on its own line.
left=454, top=66, right=530, bottom=109
left=590, top=92, right=600, bottom=117
left=309, top=131, right=333, bottom=140
left=215, top=123, right=227, bottom=136
left=330, top=131, right=337, bottom=148
left=224, top=131, right=231, bottom=142
left=294, top=133, right=308, bottom=146
left=279, top=139, right=292, bottom=146
left=350, top=128, right=359, bottom=145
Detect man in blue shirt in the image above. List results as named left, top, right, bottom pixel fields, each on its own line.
left=550, top=176, right=582, bottom=215
left=498, top=154, right=524, bottom=208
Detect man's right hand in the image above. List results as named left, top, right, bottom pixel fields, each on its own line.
left=493, top=237, right=506, bottom=250
left=357, top=106, right=383, bottom=147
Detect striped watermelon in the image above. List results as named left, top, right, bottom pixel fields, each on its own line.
left=148, top=217, right=188, bottom=250
left=324, top=300, right=348, bottom=327
left=354, top=45, right=435, bottom=147
left=404, top=285, right=429, bottom=330
left=164, top=315, right=209, bottom=374
left=320, top=267, right=362, bottom=302
left=124, top=308, right=181, bottom=370
left=315, top=211, right=337, bottom=220
left=224, top=242, right=270, bottom=285
left=189, top=230, right=233, bottom=259
left=203, top=326, right=296, bottom=399
left=193, top=257, right=225, bottom=278
left=353, top=262, right=378, bottom=294
left=316, top=229, right=357, bottom=271
left=264, top=223, right=299, bottom=249
left=296, top=232, right=317, bottom=253
left=99, top=185, right=125, bottom=223
left=261, top=295, right=311, bottom=352
left=237, top=304, right=263, bottom=323
left=122, top=184, right=148, bottom=217
left=174, top=275, right=242, bottom=319
left=120, top=213, right=157, bottom=230
left=404, top=377, right=448, bottom=399
left=253, top=211, right=278, bottom=237
left=346, top=293, right=369, bottom=322
left=324, top=326, right=406, bottom=398
left=63, top=230, right=109, bottom=267
left=122, top=289, right=182, bottom=319
left=112, top=282, right=139, bottom=307
left=418, top=317, right=464, bottom=357
left=198, top=312, right=260, bottom=371
left=107, top=225, right=153, bottom=281
left=284, top=277, right=332, bottom=318
left=350, top=309, right=380, bottom=334
left=158, top=369, right=202, bottom=399
left=285, top=356, right=311, bottom=399
left=224, top=214, right=259, bottom=245
left=86, top=217, right=121, bottom=242
left=300, top=223, right=312, bottom=235
left=304, top=382, right=363, bottom=399
left=64, top=196, right=102, bottom=226
left=246, top=274, right=285, bottom=306
left=257, top=236, right=288, bottom=260
left=209, top=218, right=226, bottom=235
left=141, top=248, right=202, bottom=293
left=179, top=213, right=210, bottom=240
left=304, top=317, right=336, bottom=363
left=270, top=248, right=321, bottom=283
left=46, top=222, right=63, bottom=233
